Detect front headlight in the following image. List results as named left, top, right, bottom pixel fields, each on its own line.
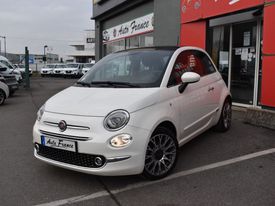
left=37, top=104, right=45, bottom=122
left=104, top=110, right=130, bottom=131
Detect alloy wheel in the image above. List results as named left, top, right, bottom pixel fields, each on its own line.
left=223, top=100, right=232, bottom=129
left=145, top=133, right=177, bottom=177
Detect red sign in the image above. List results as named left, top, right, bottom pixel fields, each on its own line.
left=181, top=0, right=203, bottom=23
left=181, top=0, right=265, bottom=23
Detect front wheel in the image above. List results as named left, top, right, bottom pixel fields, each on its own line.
left=143, top=127, right=178, bottom=180
left=0, top=89, right=6, bottom=105
left=215, top=98, right=232, bottom=132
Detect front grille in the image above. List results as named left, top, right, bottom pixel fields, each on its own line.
left=66, top=71, right=72, bottom=73
left=36, top=144, right=106, bottom=168
left=40, top=130, right=91, bottom=141
left=2, top=75, right=17, bottom=84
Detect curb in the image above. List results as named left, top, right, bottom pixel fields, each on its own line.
left=241, top=107, right=275, bottom=130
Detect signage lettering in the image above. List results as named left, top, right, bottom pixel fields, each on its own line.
left=103, top=13, right=154, bottom=43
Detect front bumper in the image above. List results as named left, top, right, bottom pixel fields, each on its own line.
left=41, top=70, right=53, bottom=75
left=33, top=113, right=150, bottom=176
left=64, top=70, right=78, bottom=75
left=8, top=83, right=19, bottom=92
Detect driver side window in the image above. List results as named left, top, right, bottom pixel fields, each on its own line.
left=168, top=50, right=215, bottom=87
left=168, top=50, right=196, bottom=87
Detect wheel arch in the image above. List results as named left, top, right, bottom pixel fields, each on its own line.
left=152, top=120, right=178, bottom=143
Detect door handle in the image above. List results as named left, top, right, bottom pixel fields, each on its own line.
left=208, top=87, right=214, bottom=92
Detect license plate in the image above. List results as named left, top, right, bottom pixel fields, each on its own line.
left=41, top=136, right=77, bottom=152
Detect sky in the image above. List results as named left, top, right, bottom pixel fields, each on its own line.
left=0, top=0, right=94, bottom=58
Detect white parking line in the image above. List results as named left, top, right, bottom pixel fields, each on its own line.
left=35, top=148, right=275, bottom=206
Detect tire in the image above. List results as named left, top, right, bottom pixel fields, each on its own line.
left=143, top=126, right=178, bottom=180
left=214, top=97, right=232, bottom=132
left=0, top=89, right=6, bottom=105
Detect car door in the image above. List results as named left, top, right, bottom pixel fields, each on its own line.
left=167, top=50, right=217, bottom=144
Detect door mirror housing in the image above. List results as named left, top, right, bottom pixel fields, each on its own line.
left=181, top=72, right=200, bottom=84
left=179, top=72, right=201, bottom=94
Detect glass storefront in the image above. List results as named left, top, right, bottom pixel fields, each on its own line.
left=104, top=33, right=154, bottom=56
left=231, top=21, right=257, bottom=105
left=208, top=25, right=230, bottom=86
left=208, top=19, right=262, bottom=106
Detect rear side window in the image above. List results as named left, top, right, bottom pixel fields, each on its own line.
left=168, top=50, right=216, bottom=87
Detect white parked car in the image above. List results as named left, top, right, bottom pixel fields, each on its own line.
left=64, top=63, right=83, bottom=77
left=53, top=64, right=67, bottom=76
left=0, top=56, right=22, bottom=82
left=0, top=79, right=9, bottom=105
left=41, top=64, right=56, bottom=76
left=14, top=64, right=33, bottom=76
left=33, top=47, right=232, bottom=180
left=82, top=63, right=95, bottom=75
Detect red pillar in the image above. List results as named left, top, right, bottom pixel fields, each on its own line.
left=180, top=21, right=206, bottom=50
left=261, top=1, right=275, bottom=107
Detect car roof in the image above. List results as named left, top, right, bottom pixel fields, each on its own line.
left=115, top=46, right=180, bottom=54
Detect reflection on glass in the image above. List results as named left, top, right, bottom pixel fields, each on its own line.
left=231, top=21, right=257, bottom=105
left=103, top=33, right=154, bottom=56
left=208, top=25, right=230, bottom=85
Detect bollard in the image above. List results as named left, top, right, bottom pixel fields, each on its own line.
left=25, top=47, right=30, bottom=89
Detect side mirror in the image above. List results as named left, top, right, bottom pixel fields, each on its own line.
left=181, top=72, right=200, bottom=84
left=0, top=67, right=7, bottom=72
left=179, top=72, right=201, bottom=93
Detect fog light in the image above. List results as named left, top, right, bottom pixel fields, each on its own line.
left=94, top=157, right=103, bottom=167
left=110, top=134, right=132, bottom=148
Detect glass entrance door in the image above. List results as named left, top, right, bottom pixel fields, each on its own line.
left=231, top=21, right=257, bottom=104
left=208, top=19, right=262, bottom=106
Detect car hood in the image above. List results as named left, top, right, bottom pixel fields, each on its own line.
left=45, top=86, right=161, bottom=117
left=41, top=68, right=53, bottom=71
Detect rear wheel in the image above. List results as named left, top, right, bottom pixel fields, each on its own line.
left=0, top=89, right=6, bottom=105
left=215, top=98, right=232, bottom=132
left=143, top=127, right=178, bottom=180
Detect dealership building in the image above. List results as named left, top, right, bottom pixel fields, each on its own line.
left=92, top=0, right=275, bottom=110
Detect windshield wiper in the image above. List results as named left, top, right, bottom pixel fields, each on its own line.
left=76, top=81, right=91, bottom=87
left=91, top=81, right=140, bottom=88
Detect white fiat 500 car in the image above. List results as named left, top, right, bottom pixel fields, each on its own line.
left=33, top=47, right=232, bottom=180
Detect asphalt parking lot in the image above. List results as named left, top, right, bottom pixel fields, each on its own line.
left=0, top=77, right=274, bottom=206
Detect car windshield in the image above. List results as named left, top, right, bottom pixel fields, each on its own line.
left=66, top=64, right=79, bottom=68
left=0, top=60, right=13, bottom=69
left=46, top=65, right=56, bottom=68
left=83, top=64, right=94, bottom=68
left=55, top=64, right=66, bottom=68
left=77, top=48, right=175, bottom=88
